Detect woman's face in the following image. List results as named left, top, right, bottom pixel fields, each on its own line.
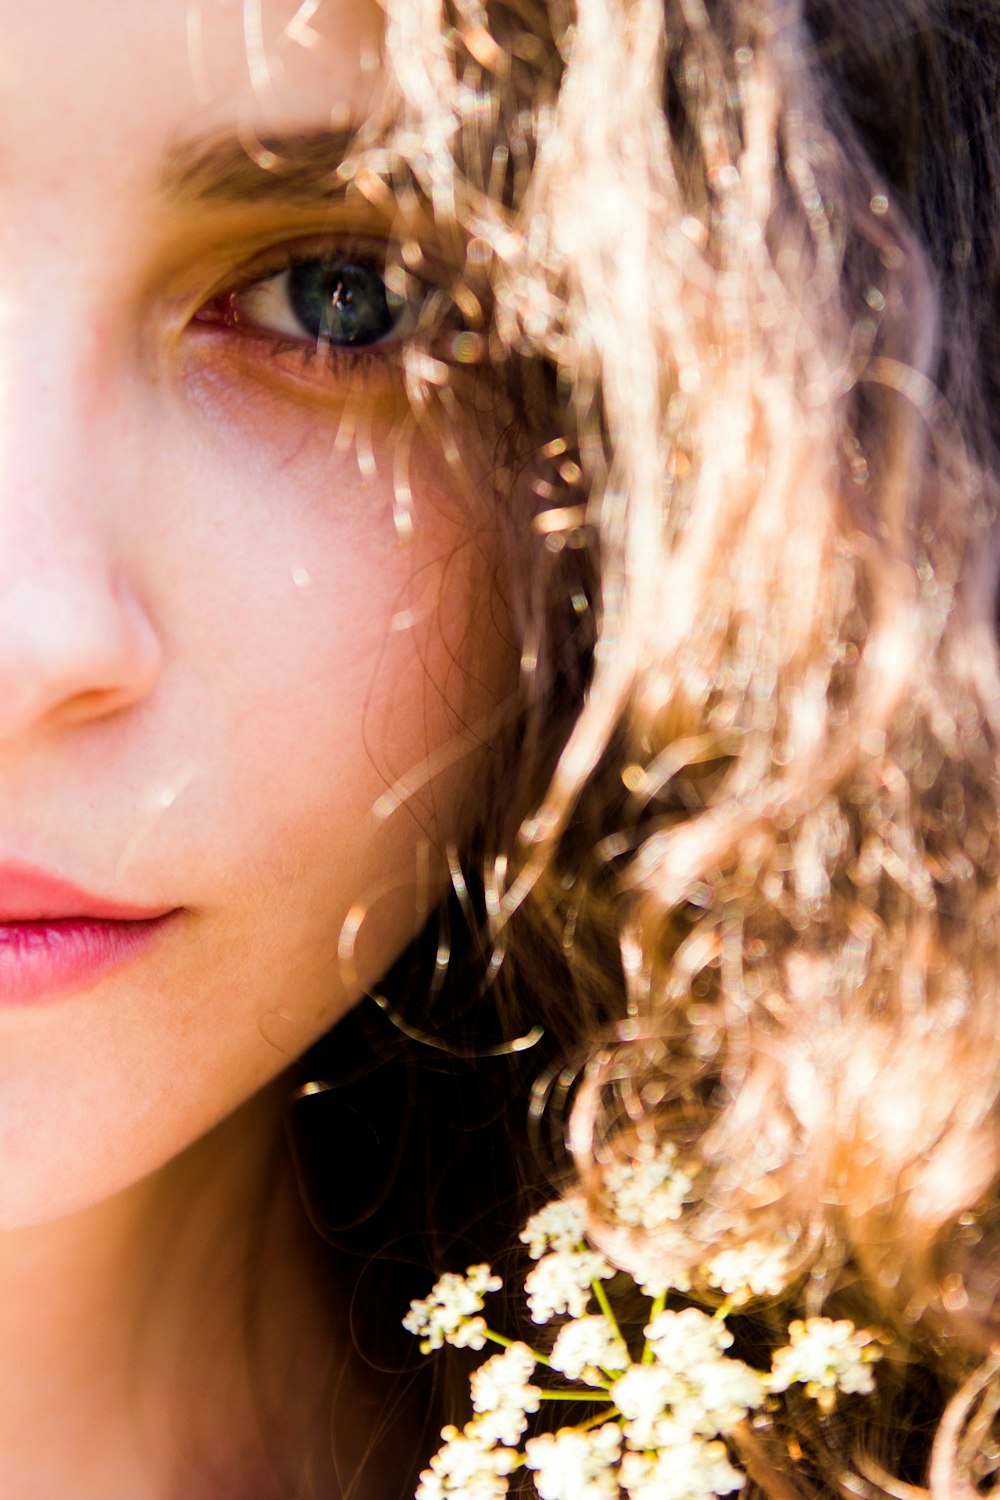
left=0, top=0, right=509, bottom=1225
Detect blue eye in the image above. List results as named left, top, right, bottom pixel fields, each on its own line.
left=286, top=257, right=401, bottom=347
left=200, top=248, right=411, bottom=353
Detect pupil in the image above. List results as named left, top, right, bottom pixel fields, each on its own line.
left=288, top=258, right=396, bottom=347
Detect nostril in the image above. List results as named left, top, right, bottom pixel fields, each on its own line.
left=58, top=686, right=143, bottom=727
left=0, top=566, right=162, bottom=741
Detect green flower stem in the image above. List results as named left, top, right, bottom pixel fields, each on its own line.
left=577, top=1407, right=624, bottom=1434
left=538, top=1390, right=615, bottom=1402
left=713, top=1298, right=734, bottom=1323
left=641, top=1289, right=668, bottom=1364
left=484, top=1329, right=553, bottom=1370
left=591, top=1278, right=623, bottom=1343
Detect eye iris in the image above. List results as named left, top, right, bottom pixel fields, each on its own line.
left=288, top=258, right=396, bottom=347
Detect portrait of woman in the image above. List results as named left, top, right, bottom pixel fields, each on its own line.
left=1, top=0, right=998, bottom=1496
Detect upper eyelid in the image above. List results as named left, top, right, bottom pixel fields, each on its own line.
left=204, top=226, right=470, bottom=301
left=212, top=232, right=400, bottom=299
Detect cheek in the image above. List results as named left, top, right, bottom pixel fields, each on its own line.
left=0, top=383, right=516, bottom=1231
left=132, top=387, right=512, bottom=972
left=168, top=360, right=508, bottom=748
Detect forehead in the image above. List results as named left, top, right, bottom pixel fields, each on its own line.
left=0, top=0, right=385, bottom=188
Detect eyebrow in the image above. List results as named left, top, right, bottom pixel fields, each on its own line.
left=161, top=127, right=365, bottom=207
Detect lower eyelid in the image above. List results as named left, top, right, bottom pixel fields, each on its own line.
left=184, top=315, right=405, bottom=401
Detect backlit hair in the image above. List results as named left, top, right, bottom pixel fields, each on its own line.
left=367, top=1, right=1000, bottom=1492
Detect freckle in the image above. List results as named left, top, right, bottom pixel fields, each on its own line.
left=291, top=566, right=311, bottom=589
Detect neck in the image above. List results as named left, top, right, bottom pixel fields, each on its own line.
left=0, top=1079, right=347, bottom=1499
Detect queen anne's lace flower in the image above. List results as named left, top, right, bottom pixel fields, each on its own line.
left=636, top=1259, right=693, bottom=1298
left=703, top=1242, right=792, bottom=1303
left=415, top=1420, right=518, bottom=1499
left=451, top=1316, right=491, bottom=1351
left=620, top=1439, right=746, bottom=1499
left=525, top=1422, right=622, bottom=1500
left=612, top=1366, right=681, bottom=1450
left=524, top=1249, right=614, bottom=1323
left=613, top=1365, right=761, bottom=1452
left=644, top=1308, right=733, bottom=1368
left=605, top=1142, right=693, bottom=1232
left=404, top=1264, right=502, bottom=1353
left=613, top=1311, right=765, bottom=1448
left=549, top=1315, right=629, bottom=1383
left=470, top=1343, right=542, bottom=1446
left=768, top=1317, right=882, bottom=1412
left=406, top=1188, right=883, bottom=1500
left=520, top=1197, right=588, bottom=1259
left=680, top=1355, right=767, bottom=1437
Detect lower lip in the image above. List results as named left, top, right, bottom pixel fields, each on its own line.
left=0, top=916, right=174, bottom=1006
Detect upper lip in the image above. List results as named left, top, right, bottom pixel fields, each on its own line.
left=0, top=862, right=173, bottom=922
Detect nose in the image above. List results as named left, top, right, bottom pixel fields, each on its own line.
left=0, top=559, right=161, bottom=740
left=0, top=370, right=162, bottom=744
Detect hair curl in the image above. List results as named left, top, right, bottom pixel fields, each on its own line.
left=326, top=0, right=1000, bottom=1492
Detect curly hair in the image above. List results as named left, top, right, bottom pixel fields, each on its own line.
left=352, top=1, right=1000, bottom=1493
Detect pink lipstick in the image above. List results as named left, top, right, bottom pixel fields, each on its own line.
left=0, top=863, right=176, bottom=1006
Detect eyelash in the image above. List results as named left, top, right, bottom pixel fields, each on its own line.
left=191, top=239, right=454, bottom=393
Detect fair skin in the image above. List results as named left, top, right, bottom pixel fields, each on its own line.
left=0, top=1, right=508, bottom=1494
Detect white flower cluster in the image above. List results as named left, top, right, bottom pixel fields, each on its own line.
left=520, top=1196, right=588, bottom=1257
left=525, top=1423, right=622, bottom=1500
left=404, top=1188, right=884, bottom=1500
left=525, top=1248, right=616, bottom=1323
left=549, top=1315, right=629, bottom=1383
left=600, top=1144, right=701, bottom=1299
left=415, top=1343, right=543, bottom=1497
left=470, top=1343, right=542, bottom=1446
left=403, top=1264, right=502, bottom=1354
left=519, top=1196, right=616, bottom=1323
left=768, top=1317, right=882, bottom=1413
left=703, top=1241, right=792, bottom=1303
left=415, top=1422, right=518, bottom=1500
left=612, top=1309, right=766, bottom=1474
left=605, top=1141, right=693, bottom=1233
left=620, top=1440, right=746, bottom=1500
left=635, top=1255, right=693, bottom=1299
left=646, top=1307, right=735, bottom=1367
